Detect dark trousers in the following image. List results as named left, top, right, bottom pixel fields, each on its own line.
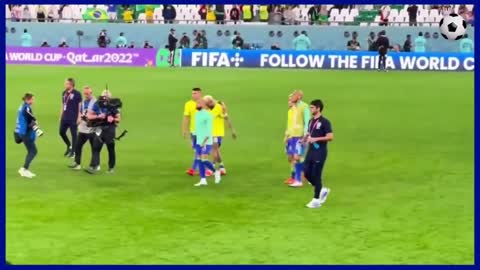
left=169, top=48, right=175, bottom=66
left=378, top=52, right=387, bottom=70
left=59, top=120, right=78, bottom=149
left=75, top=132, right=94, bottom=166
left=22, top=134, right=37, bottom=170
left=90, top=126, right=116, bottom=169
left=304, top=156, right=327, bottom=199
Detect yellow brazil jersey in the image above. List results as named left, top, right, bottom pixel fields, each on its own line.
left=286, top=107, right=293, bottom=136
left=289, top=102, right=308, bottom=137
left=210, top=103, right=225, bottom=137
left=184, top=100, right=197, bottom=134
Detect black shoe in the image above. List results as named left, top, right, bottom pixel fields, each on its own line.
left=64, top=147, right=72, bottom=157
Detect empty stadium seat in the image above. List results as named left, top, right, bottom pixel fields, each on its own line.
left=350, top=8, right=359, bottom=17
left=330, top=8, right=339, bottom=17
left=137, top=13, right=146, bottom=23
left=340, top=8, right=349, bottom=17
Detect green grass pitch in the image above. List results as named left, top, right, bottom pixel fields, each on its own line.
left=6, top=66, right=474, bottom=264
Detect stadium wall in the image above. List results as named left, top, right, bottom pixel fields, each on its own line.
left=6, top=47, right=474, bottom=71
left=5, top=22, right=475, bottom=52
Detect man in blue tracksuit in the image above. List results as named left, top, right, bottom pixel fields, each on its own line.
left=14, top=93, right=41, bottom=178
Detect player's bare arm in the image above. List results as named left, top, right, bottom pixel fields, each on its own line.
left=182, top=115, right=190, bottom=138
left=221, top=102, right=237, bottom=139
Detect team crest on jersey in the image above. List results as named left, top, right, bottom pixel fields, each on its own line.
left=316, top=122, right=322, bottom=129
left=69, top=93, right=74, bottom=100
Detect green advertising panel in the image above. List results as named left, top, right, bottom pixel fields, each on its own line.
left=156, top=49, right=182, bottom=67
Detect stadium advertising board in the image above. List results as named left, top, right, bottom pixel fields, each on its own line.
left=181, top=49, right=475, bottom=71
left=6, top=47, right=157, bottom=67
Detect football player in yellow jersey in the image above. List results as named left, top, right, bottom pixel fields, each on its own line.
left=284, top=95, right=296, bottom=184
left=204, top=95, right=237, bottom=175
left=286, top=90, right=311, bottom=187
left=183, top=87, right=210, bottom=176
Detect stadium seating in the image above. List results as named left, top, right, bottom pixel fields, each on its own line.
left=5, top=4, right=474, bottom=25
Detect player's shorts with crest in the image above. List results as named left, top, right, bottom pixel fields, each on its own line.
left=195, top=144, right=212, bottom=155
left=190, top=134, right=197, bottom=148
left=286, top=137, right=302, bottom=155
left=213, top=136, right=223, bottom=147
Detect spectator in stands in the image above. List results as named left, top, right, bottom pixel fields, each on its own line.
left=143, top=41, right=153, bottom=49
left=145, top=5, right=154, bottom=24
left=123, top=7, right=133, bottom=23
left=58, top=39, right=69, bottom=48
left=467, top=7, right=474, bottom=25
left=242, top=5, right=253, bottom=22
left=40, top=40, right=50, bottom=47
left=441, top=5, right=452, bottom=16
left=107, top=5, right=116, bottom=21
left=22, top=5, right=31, bottom=22
left=20, top=29, right=32, bottom=47
left=293, top=30, right=311, bottom=51
left=307, top=5, right=320, bottom=25
left=379, top=5, right=391, bottom=26
left=459, top=34, right=473, bottom=53
left=127, top=42, right=135, bottom=49
left=407, top=5, right=418, bottom=26
left=458, top=5, right=468, bottom=20
left=259, top=5, right=269, bottom=22
left=403, top=34, right=412, bottom=52
left=414, top=32, right=426, bottom=52
left=198, top=5, right=208, bottom=20
left=347, top=32, right=360, bottom=51
left=230, top=5, right=240, bottom=24
left=11, top=5, right=21, bottom=22
left=271, top=43, right=281, bottom=50
left=269, top=5, right=283, bottom=25
left=47, top=5, right=57, bottom=22
left=367, top=31, right=376, bottom=51
left=283, top=6, right=295, bottom=25
left=115, top=32, right=128, bottom=48
left=61, top=5, right=72, bottom=21
left=206, top=5, right=216, bottom=23
left=391, top=44, right=401, bottom=52
left=232, top=32, right=244, bottom=49
left=97, top=29, right=110, bottom=48
left=162, top=4, right=176, bottom=24
left=36, top=5, right=46, bottom=22
left=179, top=33, right=190, bottom=48
left=215, top=5, right=225, bottom=24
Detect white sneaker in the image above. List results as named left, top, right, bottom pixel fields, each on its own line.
left=95, top=165, right=101, bottom=171
left=214, top=170, right=221, bottom=184
left=320, top=188, right=331, bottom=204
left=306, top=198, right=321, bottom=209
left=194, top=179, right=208, bottom=187
left=18, top=167, right=35, bottom=178
left=289, top=181, right=303, bottom=187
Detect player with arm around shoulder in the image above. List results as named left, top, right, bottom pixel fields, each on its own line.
left=193, top=98, right=221, bottom=186
left=204, top=95, right=237, bottom=176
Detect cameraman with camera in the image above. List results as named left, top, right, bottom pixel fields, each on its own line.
left=14, top=93, right=43, bottom=178
left=86, top=90, right=122, bottom=174
left=69, top=86, right=97, bottom=170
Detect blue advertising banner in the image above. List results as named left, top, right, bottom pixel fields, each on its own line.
left=180, top=49, right=475, bottom=71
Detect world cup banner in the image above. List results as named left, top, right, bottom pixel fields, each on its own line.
left=6, top=47, right=158, bottom=67
left=180, top=49, right=475, bottom=71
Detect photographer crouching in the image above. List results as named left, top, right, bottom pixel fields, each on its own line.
left=85, top=90, right=123, bottom=174
left=14, top=93, right=44, bottom=178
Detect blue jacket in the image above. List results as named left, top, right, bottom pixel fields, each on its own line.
left=15, top=102, right=36, bottom=141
